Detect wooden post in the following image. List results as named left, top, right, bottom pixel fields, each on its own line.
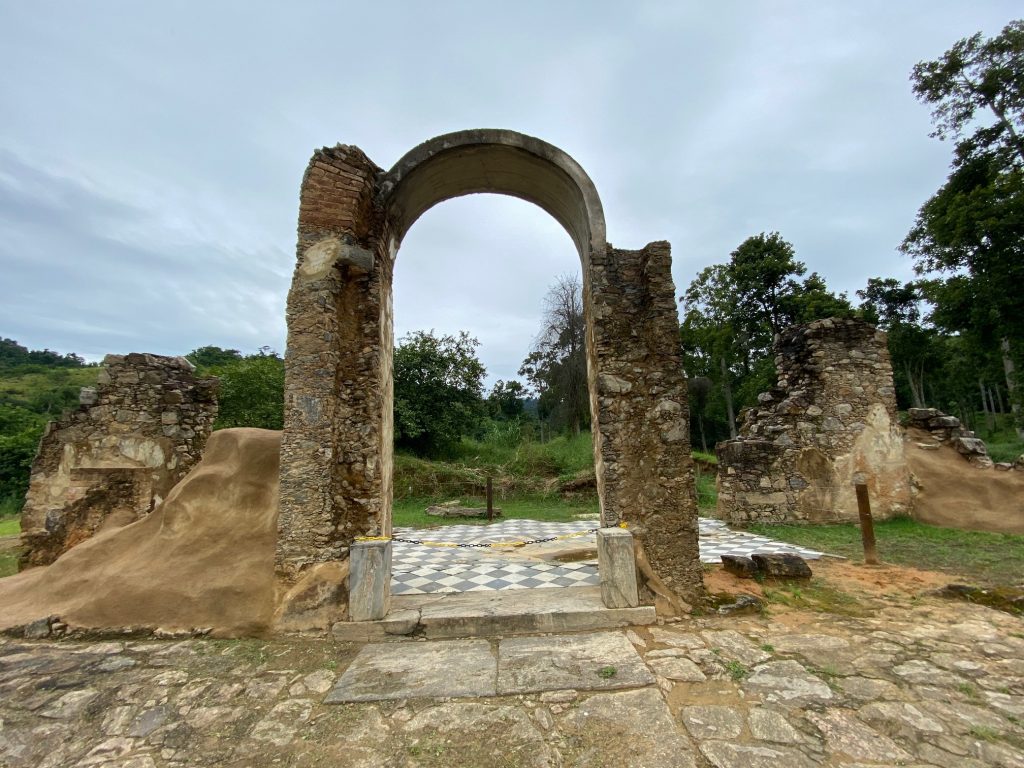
left=854, top=482, right=879, bottom=565
left=486, top=476, right=494, bottom=522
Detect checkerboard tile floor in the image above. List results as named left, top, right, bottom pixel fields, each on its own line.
left=390, top=518, right=825, bottom=595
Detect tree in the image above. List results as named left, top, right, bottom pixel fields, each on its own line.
left=679, top=233, right=851, bottom=440
left=186, top=346, right=244, bottom=369
left=393, top=330, right=486, bottom=456
left=519, top=275, right=589, bottom=436
left=857, top=278, right=938, bottom=408
left=905, top=20, right=1024, bottom=433
left=211, top=348, right=285, bottom=430
left=486, top=379, right=527, bottom=421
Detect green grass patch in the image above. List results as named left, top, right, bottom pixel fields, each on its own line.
left=761, top=579, right=869, bottom=617
left=393, top=495, right=597, bottom=528
left=695, top=471, right=717, bottom=511
left=749, top=517, right=1024, bottom=587
left=0, top=552, right=18, bottom=578
left=0, top=517, right=20, bottom=537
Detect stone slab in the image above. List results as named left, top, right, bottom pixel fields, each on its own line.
left=403, top=586, right=655, bottom=639
left=324, top=639, right=495, bottom=703
left=596, top=527, right=639, bottom=608
left=496, top=631, right=654, bottom=695
left=348, top=540, right=391, bottom=622
left=556, top=689, right=698, bottom=767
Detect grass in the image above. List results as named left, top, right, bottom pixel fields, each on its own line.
left=761, top=579, right=869, bottom=617
left=749, top=517, right=1024, bottom=587
left=393, top=495, right=597, bottom=528
left=0, top=516, right=20, bottom=537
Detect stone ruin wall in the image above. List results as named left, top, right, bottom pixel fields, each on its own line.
left=276, top=133, right=703, bottom=606
left=716, top=318, right=911, bottom=524
left=20, top=353, right=218, bottom=567
left=906, top=407, right=1024, bottom=471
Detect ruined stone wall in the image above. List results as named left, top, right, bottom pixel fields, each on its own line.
left=277, top=146, right=392, bottom=580
left=276, top=132, right=702, bottom=608
left=20, top=353, right=218, bottom=566
left=716, top=318, right=910, bottom=524
left=589, top=241, right=702, bottom=601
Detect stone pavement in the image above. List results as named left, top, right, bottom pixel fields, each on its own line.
left=2, top=592, right=1022, bottom=767
left=392, top=518, right=826, bottom=595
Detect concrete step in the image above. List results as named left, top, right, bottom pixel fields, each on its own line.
left=332, top=586, right=656, bottom=642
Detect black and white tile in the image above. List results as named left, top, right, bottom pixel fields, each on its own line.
left=390, top=518, right=825, bottom=595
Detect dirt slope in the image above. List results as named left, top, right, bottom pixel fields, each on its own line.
left=905, top=429, right=1024, bottom=535
left=0, top=428, right=280, bottom=636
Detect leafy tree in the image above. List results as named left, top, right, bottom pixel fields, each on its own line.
left=186, top=346, right=244, bottom=369
left=519, top=274, right=589, bottom=436
left=680, top=233, right=851, bottom=440
left=209, top=348, right=285, bottom=430
left=394, top=330, right=485, bottom=456
left=904, top=20, right=1024, bottom=433
left=486, top=379, right=527, bottom=421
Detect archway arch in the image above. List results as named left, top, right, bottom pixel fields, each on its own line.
left=276, top=130, right=702, bottom=609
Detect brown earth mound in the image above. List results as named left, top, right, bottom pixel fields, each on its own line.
left=905, top=428, right=1024, bottom=535
left=0, top=428, right=280, bottom=637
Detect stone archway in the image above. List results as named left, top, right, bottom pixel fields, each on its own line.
left=276, top=130, right=702, bottom=605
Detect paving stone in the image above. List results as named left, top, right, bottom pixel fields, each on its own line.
left=39, top=689, right=99, bottom=719
left=699, top=740, right=818, bottom=768
left=858, top=701, right=944, bottom=736
left=647, top=656, right=707, bottom=682
left=893, top=659, right=966, bottom=687
left=326, top=639, right=496, bottom=702
left=744, top=660, right=833, bottom=704
left=680, top=705, right=744, bottom=739
left=647, top=627, right=705, bottom=649
left=836, top=675, right=903, bottom=701
left=250, top=699, right=313, bottom=746
left=805, top=709, right=913, bottom=763
left=702, top=629, right=772, bottom=665
left=497, top=632, right=654, bottom=695
left=558, top=689, right=698, bottom=768
left=403, top=702, right=556, bottom=766
left=747, top=707, right=806, bottom=744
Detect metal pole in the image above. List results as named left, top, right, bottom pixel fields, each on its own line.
left=486, top=477, right=494, bottom=522
left=854, top=482, right=879, bottom=565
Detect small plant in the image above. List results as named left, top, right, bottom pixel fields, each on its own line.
left=725, top=660, right=748, bottom=681
left=760, top=643, right=775, bottom=653
left=957, top=682, right=981, bottom=700
left=597, top=666, right=617, bottom=679
left=969, top=725, right=1000, bottom=742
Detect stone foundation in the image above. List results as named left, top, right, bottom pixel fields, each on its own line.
left=716, top=318, right=910, bottom=524
left=20, top=353, right=218, bottom=566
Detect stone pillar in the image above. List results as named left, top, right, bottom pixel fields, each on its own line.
left=277, top=146, right=392, bottom=580
left=596, top=527, right=639, bottom=608
left=586, top=241, right=703, bottom=605
left=348, top=539, right=392, bottom=621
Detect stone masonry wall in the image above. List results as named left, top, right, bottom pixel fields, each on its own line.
left=20, top=353, right=218, bottom=566
left=589, top=241, right=702, bottom=601
left=277, top=145, right=392, bottom=580
left=717, top=318, right=911, bottom=524
left=276, top=133, right=703, bottom=609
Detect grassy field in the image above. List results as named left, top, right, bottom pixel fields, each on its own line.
left=393, top=495, right=596, bottom=529
left=748, top=517, right=1024, bottom=587
left=0, top=514, right=20, bottom=578
left=0, top=517, right=19, bottom=537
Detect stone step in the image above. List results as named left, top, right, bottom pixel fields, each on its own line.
left=332, top=586, right=656, bottom=642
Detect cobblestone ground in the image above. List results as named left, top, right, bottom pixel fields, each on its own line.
left=1, top=592, right=1023, bottom=767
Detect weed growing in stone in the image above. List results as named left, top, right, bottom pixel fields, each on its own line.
left=725, top=660, right=748, bottom=681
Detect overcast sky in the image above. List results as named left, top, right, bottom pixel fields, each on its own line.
left=0, top=2, right=1019, bottom=387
